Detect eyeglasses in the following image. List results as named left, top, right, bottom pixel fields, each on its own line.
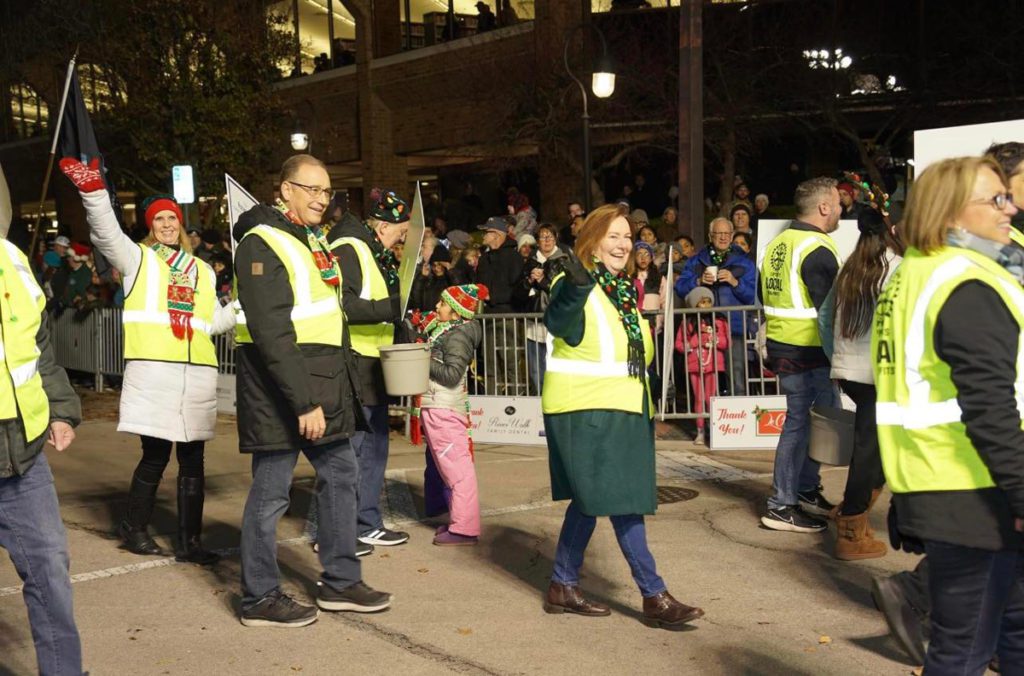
left=287, top=181, right=336, bottom=201
left=537, top=235, right=556, bottom=241
left=969, top=193, right=1014, bottom=210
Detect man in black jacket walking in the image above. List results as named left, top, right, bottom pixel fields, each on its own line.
left=234, top=155, right=391, bottom=628
left=475, top=216, right=525, bottom=394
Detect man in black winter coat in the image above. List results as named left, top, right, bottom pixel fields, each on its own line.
left=328, top=189, right=411, bottom=550
left=475, top=216, right=525, bottom=394
left=234, top=155, right=390, bottom=628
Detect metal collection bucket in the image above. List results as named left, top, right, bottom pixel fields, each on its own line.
left=808, top=405, right=855, bottom=466
left=378, top=343, right=431, bottom=396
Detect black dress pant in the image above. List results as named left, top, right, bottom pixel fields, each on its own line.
left=837, top=379, right=885, bottom=515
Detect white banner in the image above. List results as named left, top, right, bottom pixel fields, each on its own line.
left=468, top=396, right=546, bottom=446
left=399, top=182, right=426, bottom=318
left=0, top=162, right=10, bottom=238
left=225, top=173, right=259, bottom=255
left=709, top=395, right=788, bottom=450
left=914, top=119, right=1024, bottom=174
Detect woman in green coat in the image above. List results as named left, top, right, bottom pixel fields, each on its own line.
left=540, top=203, right=704, bottom=628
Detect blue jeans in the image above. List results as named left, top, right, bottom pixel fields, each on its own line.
left=0, top=454, right=82, bottom=676
left=551, top=501, right=666, bottom=597
left=241, top=439, right=360, bottom=606
left=526, top=338, right=547, bottom=396
left=352, top=403, right=390, bottom=535
left=767, top=366, right=837, bottom=510
left=924, top=541, right=1024, bottom=675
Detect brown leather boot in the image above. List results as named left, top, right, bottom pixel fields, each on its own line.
left=834, top=512, right=887, bottom=561
left=641, top=591, right=704, bottom=628
left=543, top=582, right=610, bottom=617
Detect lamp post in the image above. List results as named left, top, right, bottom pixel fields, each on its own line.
left=563, top=23, right=616, bottom=213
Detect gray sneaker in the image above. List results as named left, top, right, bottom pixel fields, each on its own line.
left=316, top=581, right=392, bottom=613
left=240, top=590, right=319, bottom=628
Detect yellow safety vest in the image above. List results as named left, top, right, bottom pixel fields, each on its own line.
left=760, top=227, right=840, bottom=347
left=236, top=225, right=343, bottom=346
left=1010, top=226, right=1024, bottom=249
left=542, top=275, right=655, bottom=416
left=332, top=236, right=394, bottom=358
left=874, top=246, right=1024, bottom=494
left=123, top=245, right=217, bottom=366
left=0, top=239, right=50, bottom=442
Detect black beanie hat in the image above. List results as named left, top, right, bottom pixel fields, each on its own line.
left=430, top=245, right=452, bottom=264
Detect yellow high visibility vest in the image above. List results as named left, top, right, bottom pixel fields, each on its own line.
left=542, top=274, right=655, bottom=416
left=874, top=246, right=1024, bottom=494
left=760, top=228, right=840, bottom=347
left=331, top=236, right=394, bottom=358
left=0, top=239, right=50, bottom=442
left=123, top=245, right=217, bottom=366
left=236, top=225, right=343, bottom=346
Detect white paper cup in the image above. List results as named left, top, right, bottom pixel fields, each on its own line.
left=705, top=265, right=719, bottom=279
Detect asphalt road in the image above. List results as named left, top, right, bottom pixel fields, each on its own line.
left=0, top=408, right=930, bottom=675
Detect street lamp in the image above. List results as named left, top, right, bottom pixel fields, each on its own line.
left=563, top=23, right=616, bottom=213
left=290, top=132, right=310, bottom=151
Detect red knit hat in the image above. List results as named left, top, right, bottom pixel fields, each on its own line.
left=142, top=195, right=184, bottom=230
left=69, top=242, right=92, bottom=262
left=441, top=284, right=489, bottom=319
left=837, top=182, right=857, bottom=198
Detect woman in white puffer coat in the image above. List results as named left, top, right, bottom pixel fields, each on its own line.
left=60, top=157, right=235, bottom=564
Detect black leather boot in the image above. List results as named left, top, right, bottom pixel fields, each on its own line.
left=174, top=476, right=219, bottom=565
left=119, top=477, right=163, bottom=555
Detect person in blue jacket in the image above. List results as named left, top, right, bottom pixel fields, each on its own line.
left=675, top=216, right=757, bottom=396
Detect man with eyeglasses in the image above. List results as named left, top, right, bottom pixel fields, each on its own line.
left=675, top=216, right=757, bottom=409
left=234, top=154, right=390, bottom=627
left=328, top=188, right=411, bottom=552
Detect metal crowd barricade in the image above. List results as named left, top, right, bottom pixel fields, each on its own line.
left=51, top=306, right=779, bottom=429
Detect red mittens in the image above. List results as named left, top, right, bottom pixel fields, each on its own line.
left=59, top=157, right=106, bottom=193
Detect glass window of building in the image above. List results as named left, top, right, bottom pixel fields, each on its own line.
left=7, top=83, right=48, bottom=139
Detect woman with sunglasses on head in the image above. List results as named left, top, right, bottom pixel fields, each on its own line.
left=60, top=157, right=236, bottom=565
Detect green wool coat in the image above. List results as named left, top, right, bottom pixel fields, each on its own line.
left=542, top=277, right=657, bottom=517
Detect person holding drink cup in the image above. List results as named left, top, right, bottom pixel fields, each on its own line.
left=675, top=216, right=757, bottom=398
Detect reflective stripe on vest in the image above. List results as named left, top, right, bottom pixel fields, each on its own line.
left=541, top=276, right=654, bottom=416
left=235, top=225, right=343, bottom=346
left=874, top=246, right=1024, bottom=493
left=122, top=245, right=217, bottom=366
left=331, top=236, right=394, bottom=357
left=0, top=239, right=49, bottom=442
left=1011, top=227, right=1024, bottom=249
left=760, top=228, right=840, bottom=345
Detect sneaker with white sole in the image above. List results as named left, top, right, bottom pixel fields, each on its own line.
left=797, top=486, right=836, bottom=516
left=240, top=590, right=319, bottom=628
left=357, top=528, right=409, bottom=546
left=761, top=506, right=827, bottom=533
left=316, top=581, right=392, bottom=613
left=312, top=541, right=374, bottom=557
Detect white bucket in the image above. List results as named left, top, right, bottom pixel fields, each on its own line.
left=378, top=343, right=431, bottom=396
left=808, top=406, right=855, bottom=466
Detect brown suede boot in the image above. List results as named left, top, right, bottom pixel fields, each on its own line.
left=834, top=512, right=887, bottom=560
left=641, top=591, right=704, bottom=628
left=543, top=582, right=610, bottom=617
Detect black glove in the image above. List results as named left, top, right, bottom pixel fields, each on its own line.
left=887, top=501, right=925, bottom=555
left=551, top=255, right=592, bottom=287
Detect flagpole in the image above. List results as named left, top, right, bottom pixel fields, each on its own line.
left=29, top=50, right=78, bottom=265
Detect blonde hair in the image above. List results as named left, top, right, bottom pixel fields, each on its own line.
left=574, top=203, right=634, bottom=275
left=902, top=156, right=1007, bottom=254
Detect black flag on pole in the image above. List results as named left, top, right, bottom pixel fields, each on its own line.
left=57, top=69, right=123, bottom=279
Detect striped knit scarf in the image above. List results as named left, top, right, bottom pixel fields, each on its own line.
left=274, top=199, right=340, bottom=287
left=151, top=243, right=197, bottom=340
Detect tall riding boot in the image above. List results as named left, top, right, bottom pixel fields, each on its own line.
left=175, top=476, right=220, bottom=565
left=834, top=512, right=887, bottom=561
left=119, top=477, right=163, bottom=555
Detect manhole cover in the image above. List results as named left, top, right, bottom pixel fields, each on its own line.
left=657, top=486, right=700, bottom=505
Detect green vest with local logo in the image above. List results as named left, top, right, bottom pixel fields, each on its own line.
left=332, top=236, right=394, bottom=358
left=760, top=228, right=840, bottom=347
left=541, top=274, right=655, bottom=416
left=235, top=225, right=344, bottom=347
left=0, top=239, right=50, bottom=443
left=123, top=245, right=218, bottom=366
left=873, top=246, right=1024, bottom=494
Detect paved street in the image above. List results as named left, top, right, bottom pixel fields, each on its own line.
left=1, top=395, right=926, bottom=675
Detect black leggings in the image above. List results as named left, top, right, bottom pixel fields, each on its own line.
left=133, top=435, right=206, bottom=484
left=838, top=380, right=886, bottom=515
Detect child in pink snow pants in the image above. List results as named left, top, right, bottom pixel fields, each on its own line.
left=676, top=287, right=730, bottom=445
left=418, top=284, right=488, bottom=545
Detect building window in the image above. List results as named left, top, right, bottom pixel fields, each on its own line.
left=8, top=83, right=48, bottom=139
left=77, top=63, right=125, bottom=113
